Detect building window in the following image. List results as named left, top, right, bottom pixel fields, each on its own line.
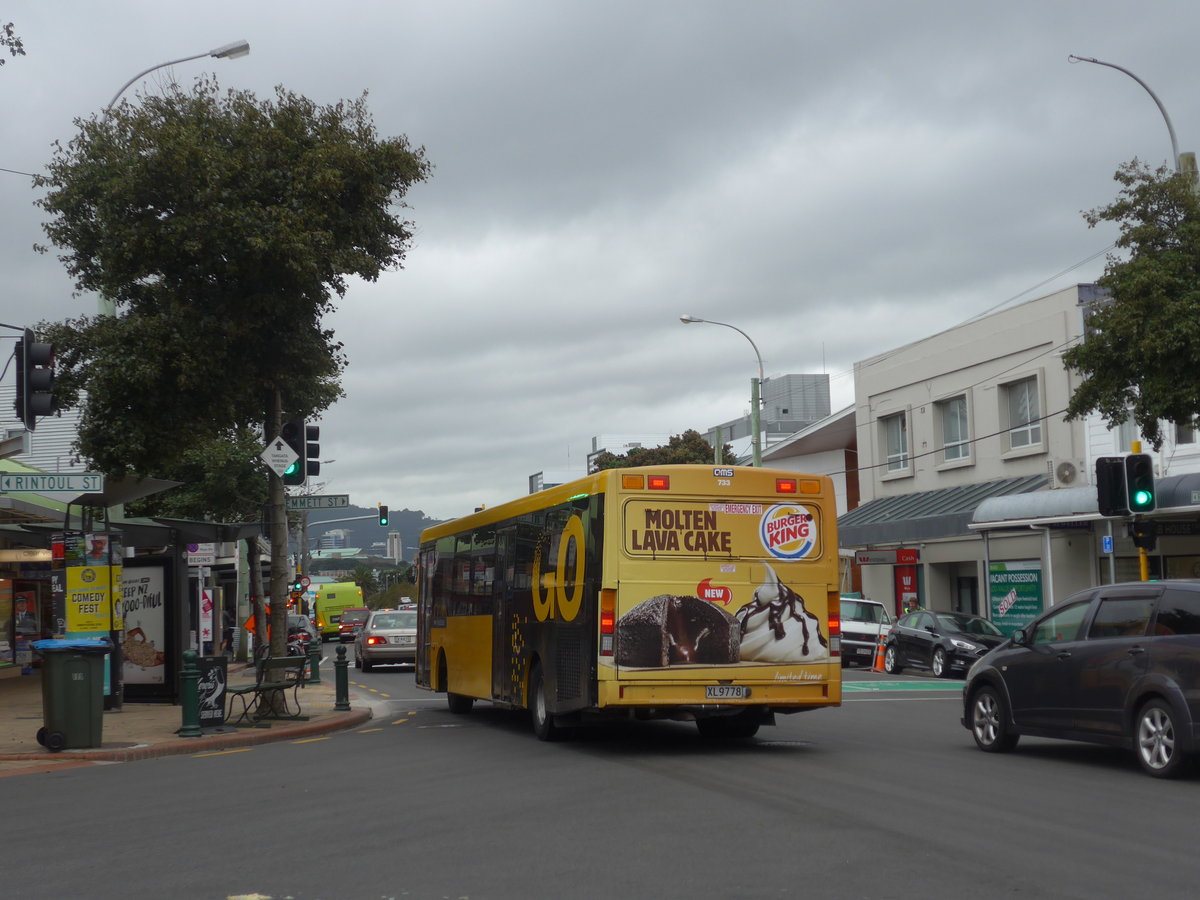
left=1117, top=409, right=1139, bottom=452
left=1004, top=376, right=1041, bottom=450
left=882, top=412, right=908, bottom=472
left=938, top=395, right=970, bottom=462
left=1175, top=419, right=1196, bottom=445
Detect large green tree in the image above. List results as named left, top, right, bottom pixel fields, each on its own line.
left=589, top=429, right=736, bottom=471
left=1063, top=160, right=1200, bottom=448
left=35, top=78, right=431, bottom=517
left=35, top=78, right=431, bottom=655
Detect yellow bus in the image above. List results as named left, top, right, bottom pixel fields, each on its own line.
left=311, top=581, right=365, bottom=641
left=415, top=464, right=842, bottom=740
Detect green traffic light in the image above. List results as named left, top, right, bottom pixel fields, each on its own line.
left=1132, top=489, right=1153, bottom=508
left=284, top=460, right=301, bottom=476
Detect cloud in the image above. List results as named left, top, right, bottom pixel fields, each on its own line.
left=2, top=0, right=1196, bottom=519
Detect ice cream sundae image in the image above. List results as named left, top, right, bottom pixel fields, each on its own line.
left=735, top=562, right=828, bottom=663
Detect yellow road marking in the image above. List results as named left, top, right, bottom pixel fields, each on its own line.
left=194, top=748, right=255, bottom=757
left=358, top=727, right=384, bottom=733
left=392, top=718, right=409, bottom=725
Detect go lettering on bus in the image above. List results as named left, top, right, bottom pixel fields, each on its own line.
left=532, top=514, right=585, bottom=623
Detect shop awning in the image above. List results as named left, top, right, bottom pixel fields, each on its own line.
left=838, top=474, right=1049, bottom=547
left=970, top=471, right=1200, bottom=531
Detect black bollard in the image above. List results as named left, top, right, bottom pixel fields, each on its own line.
left=308, top=640, right=322, bottom=685
left=334, top=644, right=350, bottom=711
left=178, top=649, right=202, bottom=738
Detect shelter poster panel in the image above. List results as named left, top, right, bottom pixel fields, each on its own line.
left=122, top=566, right=167, bottom=684
left=64, top=565, right=111, bottom=634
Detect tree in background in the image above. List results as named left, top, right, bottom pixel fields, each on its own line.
left=36, top=79, right=431, bottom=498
left=351, top=565, right=380, bottom=600
left=589, top=429, right=736, bottom=471
left=1063, top=160, right=1200, bottom=448
left=34, top=78, right=431, bottom=653
left=1, top=23, right=24, bottom=66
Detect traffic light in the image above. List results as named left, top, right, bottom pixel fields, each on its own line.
left=1129, top=519, right=1158, bottom=551
left=280, top=419, right=307, bottom=485
left=303, top=424, right=320, bottom=479
left=1124, top=453, right=1156, bottom=514
left=14, top=328, right=56, bottom=431
left=1095, top=456, right=1129, bottom=517
left=378, top=505, right=389, bottom=526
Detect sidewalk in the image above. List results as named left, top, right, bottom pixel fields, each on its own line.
left=0, top=661, right=372, bottom=777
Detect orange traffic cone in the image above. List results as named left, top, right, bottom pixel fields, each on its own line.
left=871, top=637, right=887, bottom=673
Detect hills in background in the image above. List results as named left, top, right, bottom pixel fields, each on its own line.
left=304, top=506, right=446, bottom=559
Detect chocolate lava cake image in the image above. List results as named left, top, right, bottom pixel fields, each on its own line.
left=616, top=594, right=741, bottom=667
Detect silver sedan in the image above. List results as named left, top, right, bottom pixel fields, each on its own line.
left=354, top=609, right=418, bottom=671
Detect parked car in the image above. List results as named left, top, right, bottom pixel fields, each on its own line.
left=883, top=610, right=1004, bottom=677
left=354, top=608, right=418, bottom=671
left=286, top=614, right=319, bottom=651
left=963, top=580, right=1200, bottom=778
left=840, top=597, right=891, bottom=667
left=337, top=607, right=371, bottom=643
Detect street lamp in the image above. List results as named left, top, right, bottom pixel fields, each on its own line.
left=1068, top=54, right=1180, bottom=173
left=106, top=39, right=250, bottom=111
left=679, top=314, right=764, bottom=467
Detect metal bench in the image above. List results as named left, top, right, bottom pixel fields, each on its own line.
left=226, top=655, right=309, bottom=727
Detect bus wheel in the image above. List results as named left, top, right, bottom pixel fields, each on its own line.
left=530, top=663, right=566, bottom=741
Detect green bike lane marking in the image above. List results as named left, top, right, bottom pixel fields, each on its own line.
left=844, top=680, right=965, bottom=692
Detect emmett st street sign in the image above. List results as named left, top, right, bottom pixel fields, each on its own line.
left=0, top=473, right=105, bottom=493
left=285, top=494, right=350, bottom=511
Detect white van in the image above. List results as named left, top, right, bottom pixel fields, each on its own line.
left=840, top=597, right=891, bottom=667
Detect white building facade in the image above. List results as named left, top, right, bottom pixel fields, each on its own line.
left=839, top=282, right=1200, bottom=633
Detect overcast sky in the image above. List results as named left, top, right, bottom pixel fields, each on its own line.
left=3, top=2, right=1198, bottom=520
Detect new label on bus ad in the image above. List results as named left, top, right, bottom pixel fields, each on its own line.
left=415, top=465, right=842, bottom=741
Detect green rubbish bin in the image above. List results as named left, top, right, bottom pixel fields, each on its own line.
left=32, top=638, right=111, bottom=752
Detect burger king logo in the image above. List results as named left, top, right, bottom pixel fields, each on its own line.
left=759, top=504, right=817, bottom=560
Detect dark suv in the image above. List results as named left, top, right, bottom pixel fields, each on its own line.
left=963, top=580, right=1200, bottom=778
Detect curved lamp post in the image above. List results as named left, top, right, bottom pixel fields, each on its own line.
left=1068, top=54, right=1180, bottom=173
left=106, top=39, right=250, bottom=111
left=680, top=314, right=764, bottom=466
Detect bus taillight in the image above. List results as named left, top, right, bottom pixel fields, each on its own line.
left=599, top=589, right=617, bottom=655
left=827, top=591, right=841, bottom=658
left=776, top=478, right=797, bottom=493
left=648, top=475, right=670, bottom=490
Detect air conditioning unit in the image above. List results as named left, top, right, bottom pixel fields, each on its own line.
left=1048, top=459, right=1087, bottom=489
